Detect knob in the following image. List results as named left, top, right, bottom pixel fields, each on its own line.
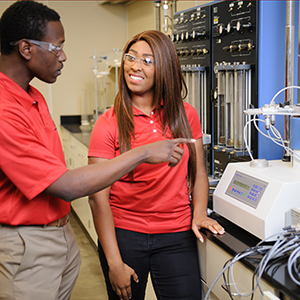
left=236, top=21, right=242, bottom=32
left=176, top=33, right=181, bottom=42
left=223, top=45, right=237, bottom=52
left=181, top=32, right=185, bottom=41
left=185, top=31, right=191, bottom=40
left=230, top=45, right=238, bottom=52
left=183, top=49, right=189, bottom=56
left=202, top=48, right=208, bottom=55
left=196, top=48, right=203, bottom=55
left=236, top=21, right=252, bottom=31
left=227, top=22, right=236, bottom=33
left=192, top=30, right=206, bottom=39
left=238, top=44, right=247, bottom=51
left=238, top=42, right=253, bottom=51
left=219, top=24, right=226, bottom=35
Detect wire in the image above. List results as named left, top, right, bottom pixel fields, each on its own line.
left=243, top=85, right=300, bottom=161
left=243, top=114, right=300, bottom=162
left=243, top=117, right=254, bottom=161
left=270, top=85, right=300, bottom=105
left=204, top=228, right=300, bottom=300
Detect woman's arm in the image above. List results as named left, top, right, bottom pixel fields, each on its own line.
left=191, top=138, right=225, bottom=242
left=88, top=157, right=138, bottom=300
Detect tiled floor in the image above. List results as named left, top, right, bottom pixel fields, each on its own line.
left=70, top=211, right=108, bottom=300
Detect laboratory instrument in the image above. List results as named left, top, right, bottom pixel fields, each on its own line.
left=214, top=96, right=300, bottom=240
left=173, top=4, right=212, bottom=176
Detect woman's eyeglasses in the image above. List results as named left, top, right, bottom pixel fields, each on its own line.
left=123, top=53, right=154, bottom=68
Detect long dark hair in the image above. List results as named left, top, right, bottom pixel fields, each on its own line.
left=114, top=30, right=197, bottom=192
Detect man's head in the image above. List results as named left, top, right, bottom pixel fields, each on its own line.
left=0, top=1, right=66, bottom=85
left=0, top=1, right=60, bottom=55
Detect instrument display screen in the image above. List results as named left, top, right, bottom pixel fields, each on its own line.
left=225, top=171, right=268, bottom=208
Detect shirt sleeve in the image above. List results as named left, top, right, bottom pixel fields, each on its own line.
left=184, top=102, right=203, bottom=140
left=88, top=110, right=117, bottom=159
left=0, top=117, right=68, bottom=200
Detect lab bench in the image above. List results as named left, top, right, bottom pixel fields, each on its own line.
left=199, top=213, right=300, bottom=300
left=60, top=116, right=300, bottom=300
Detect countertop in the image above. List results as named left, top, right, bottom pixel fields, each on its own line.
left=61, top=123, right=92, bottom=148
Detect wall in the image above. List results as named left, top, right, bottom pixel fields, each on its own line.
left=127, top=1, right=210, bottom=37
left=0, top=0, right=210, bottom=132
left=0, top=1, right=128, bottom=132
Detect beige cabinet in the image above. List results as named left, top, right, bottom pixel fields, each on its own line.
left=197, top=238, right=280, bottom=300
left=60, top=126, right=98, bottom=245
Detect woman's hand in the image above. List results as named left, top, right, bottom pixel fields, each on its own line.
left=109, top=262, right=139, bottom=300
left=192, top=214, right=225, bottom=242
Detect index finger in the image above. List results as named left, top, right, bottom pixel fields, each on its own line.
left=172, top=138, right=196, bottom=145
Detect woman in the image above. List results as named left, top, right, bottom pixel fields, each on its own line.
left=88, top=30, right=224, bottom=300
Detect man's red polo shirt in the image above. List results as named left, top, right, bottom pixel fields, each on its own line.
left=0, top=72, right=69, bottom=225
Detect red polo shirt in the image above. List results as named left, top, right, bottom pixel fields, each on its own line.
left=0, top=72, right=69, bottom=225
left=89, top=102, right=202, bottom=234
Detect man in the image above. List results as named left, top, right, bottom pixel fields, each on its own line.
left=0, top=2, right=193, bottom=299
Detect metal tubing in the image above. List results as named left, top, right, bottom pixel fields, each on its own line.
left=154, top=1, right=161, bottom=31
left=284, top=1, right=295, bottom=157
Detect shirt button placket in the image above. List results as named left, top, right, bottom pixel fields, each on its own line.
left=150, top=111, right=156, bottom=133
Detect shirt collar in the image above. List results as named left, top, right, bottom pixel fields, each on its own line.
left=132, top=99, right=164, bottom=116
left=0, top=72, right=40, bottom=111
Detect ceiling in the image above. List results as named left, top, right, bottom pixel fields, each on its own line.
left=98, top=1, right=133, bottom=5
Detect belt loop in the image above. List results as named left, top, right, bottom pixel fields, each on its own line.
left=57, top=218, right=62, bottom=227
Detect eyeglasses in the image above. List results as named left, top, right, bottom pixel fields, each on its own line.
left=10, top=39, right=64, bottom=56
left=123, top=53, right=154, bottom=68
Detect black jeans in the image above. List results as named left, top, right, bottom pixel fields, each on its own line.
left=98, top=228, right=203, bottom=300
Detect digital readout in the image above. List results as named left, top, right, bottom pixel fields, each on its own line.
left=233, top=180, right=250, bottom=190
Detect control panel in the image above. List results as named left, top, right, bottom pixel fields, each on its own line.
left=212, top=0, right=257, bottom=65
left=173, top=4, right=211, bottom=68
left=225, top=170, right=268, bottom=209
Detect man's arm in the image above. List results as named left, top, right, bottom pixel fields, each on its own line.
left=45, top=138, right=195, bottom=201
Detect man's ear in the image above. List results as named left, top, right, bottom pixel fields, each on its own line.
left=18, top=40, right=32, bottom=60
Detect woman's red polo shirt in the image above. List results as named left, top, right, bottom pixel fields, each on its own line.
left=89, top=102, right=202, bottom=234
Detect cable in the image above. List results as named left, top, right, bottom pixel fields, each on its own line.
left=243, top=85, right=300, bottom=161
left=204, top=227, right=300, bottom=300
left=243, top=114, right=300, bottom=162
left=270, top=85, right=300, bottom=105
